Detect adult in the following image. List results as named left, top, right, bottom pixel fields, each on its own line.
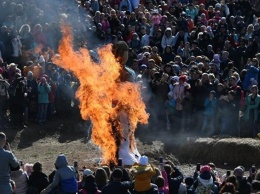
left=102, top=168, right=132, bottom=194
left=0, top=132, right=20, bottom=194
left=28, top=162, right=49, bottom=193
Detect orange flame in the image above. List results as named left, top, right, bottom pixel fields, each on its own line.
left=53, top=26, right=149, bottom=163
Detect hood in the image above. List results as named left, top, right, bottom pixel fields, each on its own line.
left=131, top=164, right=152, bottom=174
left=164, top=27, right=172, bottom=36
left=198, top=176, right=213, bottom=189
left=55, top=154, right=68, bottom=168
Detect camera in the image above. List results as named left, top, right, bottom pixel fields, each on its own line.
left=196, top=163, right=201, bottom=172
left=118, top=158, right=122, bottom=167
left=74, top=161, right=78, bottom=168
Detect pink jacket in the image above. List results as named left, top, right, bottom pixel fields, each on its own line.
left=158, top=170, right=169, bottom=194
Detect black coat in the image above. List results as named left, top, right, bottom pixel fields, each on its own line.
left=28, top=171, right=49, bottom=192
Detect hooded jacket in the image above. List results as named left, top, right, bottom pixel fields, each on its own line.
left=47, top=154, right=77, bottom=193
left=131, top=164, right=156, bottom=192
left=161, top=28, right=176, bottom=50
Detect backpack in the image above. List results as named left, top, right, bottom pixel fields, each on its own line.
left=194, top=180, right=213, bottom=194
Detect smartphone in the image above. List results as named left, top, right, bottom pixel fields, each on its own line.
left=118, top=158, right=122, bottom=167
left=159, top=157, right=163, bottom=164
left=196, top=163, right=201, bottom=171
left=20, top=160, right=23, bottom=167
left=252, top=165, right=256, bottom=173
left=226, top=170, right=231, bottom=176
left=74, top=161, right=78, bottom=168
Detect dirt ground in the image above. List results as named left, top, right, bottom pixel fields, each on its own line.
left=3, top=115, right=258, bottom=178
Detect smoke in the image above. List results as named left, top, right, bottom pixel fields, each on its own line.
left=53, top=26, right=149, bottom=163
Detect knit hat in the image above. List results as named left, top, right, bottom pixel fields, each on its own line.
left=179, top=75, right=186, bottom=82
left=139, top=155, right=148, bottom=165
left=83, top=169, right=94, bottom=176
left=200, top=165, right=211, bottom=174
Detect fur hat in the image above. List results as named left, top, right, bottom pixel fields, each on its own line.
left=139, top=155, right=148, bottom=165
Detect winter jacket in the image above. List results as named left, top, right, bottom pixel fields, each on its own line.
left=242, top=66, right=259, bottom=91
left=10, top=169, right=28, bottom=194
left=47, top=154, right=78, bottom=193
left=38, top=83, right=51, bottom=103
left=161, top=28, right=175, bottom=50
left=102, top=181, right=132, bottom=194
left=203, top=98, right=217, bottom=116
left=28, top=171, right=49, bottom=192
left=244, top=94, right=260, bottom=122
left=131, top=164, right=156, bottom=192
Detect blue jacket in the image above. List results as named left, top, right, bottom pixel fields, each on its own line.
left=48, top=154, right=78, bottom=193
left=38, top=83, right=51, bottom=103
left=203, top=98, right=217, bottom=116
left=242, top=66, right=259, bottom=91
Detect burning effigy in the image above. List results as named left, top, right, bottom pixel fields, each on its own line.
left=53, top=26, right=149, bottom=164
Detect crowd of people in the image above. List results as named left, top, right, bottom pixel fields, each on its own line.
left=0, top=0, right=260, bottom=138
left=86, top=0, right=260, bottom=138
left=0, top=131, right=260, bottom=194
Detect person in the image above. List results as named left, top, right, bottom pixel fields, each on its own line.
left=243, top=85, right=260, bottom=137
left=130, top=155, right=157, bottom=193
left=0, top=132, right=20, bottom=194
left=201, top=90, right=217, bottom=136
left=0, top=74, right=10, bottom=129
left=37, top=76, right=51, bottom=125
left=191, top=165, right=217, bottom=194
left=79, top=174, right=101, bottom=194
left=101, top=168, right=133, bottom=194
left=10, top=167, right=28, bottom=194
left=41, top=154, right=78, bottom=194
left=28, top=162, right=49, bottom=193
left=95, top=168, right=108, bottom=191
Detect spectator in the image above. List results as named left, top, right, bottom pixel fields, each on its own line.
left=10, top=167, right=28, bottom=194
left=102, top=168, right=132, bottom=194
left=131, top=155, right=157, bottom=193
left=0, top=132, right=20, bottom=194
left=95, top=167, right=109, bottom=191
left=28, top=162, right=49, bottom=193
left=41, top=154, right=78, bottom=194
left=37, top=76, right=51, bottom=125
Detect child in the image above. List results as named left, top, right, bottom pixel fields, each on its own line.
left=131, top=156, right=156, bottom=193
